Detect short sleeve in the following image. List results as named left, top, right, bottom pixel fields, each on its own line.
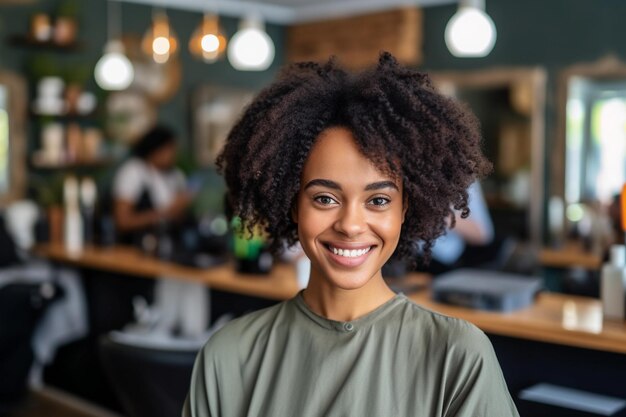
left=113, top=159, right=145, bottom=203
left=443, top=323, right=519, bottom=417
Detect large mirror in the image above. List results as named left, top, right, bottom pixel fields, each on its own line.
left=0, top=70, right=26, bottom=207
left=430, top=68, right=547, bottom=246
left=554, top=56, right=626, bottom=247
left=552, top=56, right=626, bottom=220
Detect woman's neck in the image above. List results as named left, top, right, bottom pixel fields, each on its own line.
left=302, top=270, right=396, bottom=322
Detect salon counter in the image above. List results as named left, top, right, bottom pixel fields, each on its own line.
left=34, top=243, right=301, bottom=301
left=409, top=291, right=626, bottom=355
left=34, top=243, right=625, bottom=354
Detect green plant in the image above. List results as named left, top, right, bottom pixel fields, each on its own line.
left=62, top=62, right=91, bottom=86
left=26, top=55, right=63, bottom=81
left=31, top=173, right=65, bottom=208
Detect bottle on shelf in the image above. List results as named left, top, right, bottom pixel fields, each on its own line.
left=63, top=176, right=83, bottom=254
left=600, top=244, right=626, bottom=320
left=80, top=177, right=97, bottom=245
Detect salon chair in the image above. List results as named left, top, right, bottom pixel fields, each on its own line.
left=0, top=282, right=61, bottom=412
left=99, top=335, right=198, bottom=417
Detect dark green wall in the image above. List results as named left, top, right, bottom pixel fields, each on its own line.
left=421, top=0, right=626, bottom=69
left=3, top=0, right=623, bottom=151
left=0, top=0, right=284, bottom=151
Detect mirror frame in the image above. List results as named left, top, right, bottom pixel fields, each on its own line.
left=554, top=55, right=626, bottom=235
left=0, top=70, right=26, bottom=207
left=429, top=67, right=547, bottom=246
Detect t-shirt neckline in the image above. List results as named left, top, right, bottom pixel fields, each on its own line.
left=293, top=290, right=405, bottom=333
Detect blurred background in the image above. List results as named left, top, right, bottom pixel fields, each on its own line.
left=1, top=0, right=626, bottom=416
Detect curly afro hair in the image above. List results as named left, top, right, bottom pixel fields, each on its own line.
left=217, top=52, right=491, bottom=264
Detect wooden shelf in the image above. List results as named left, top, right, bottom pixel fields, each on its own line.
left=29, top=111, right=100, bottom=122
left=31, top=157, right=112, bottom=170
left=7, top=34, right=82, bottom=51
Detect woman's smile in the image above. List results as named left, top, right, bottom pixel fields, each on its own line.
left=322, top=241, right=377, bottom=267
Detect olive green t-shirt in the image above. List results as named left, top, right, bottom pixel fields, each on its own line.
left=183, top=291, right=519, bottom=417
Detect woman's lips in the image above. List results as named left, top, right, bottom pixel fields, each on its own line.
left=323, top=243, right=375, bottom=267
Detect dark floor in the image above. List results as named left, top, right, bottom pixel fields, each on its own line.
left=6, top=390, right=120, bottom=417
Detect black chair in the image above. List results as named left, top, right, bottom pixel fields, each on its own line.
left=98, top=335, right=198, bottom=417
left=0, top=281, right=61, bottom=412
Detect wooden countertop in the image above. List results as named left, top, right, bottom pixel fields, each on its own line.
left=409, top=291, right=626, bottom=355
left=34, top=243, right=301, bottom=301
left=35, top=243, right=626, bottom=354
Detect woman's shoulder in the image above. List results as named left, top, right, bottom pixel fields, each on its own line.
left=199, top=299, right=293, bottom=360
left=398, top=296, right=493, bottom=355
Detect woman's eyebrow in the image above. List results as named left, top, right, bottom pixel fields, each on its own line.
left=303, top=179, right=398, bottom=191
left=364, top=181, right=399, bottom=191
left=304, top=179, right=341, bottom=190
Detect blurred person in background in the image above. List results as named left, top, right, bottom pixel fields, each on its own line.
left=425, top=181, right=494, bottom=275
left=112, top=125, right=193, bottom=244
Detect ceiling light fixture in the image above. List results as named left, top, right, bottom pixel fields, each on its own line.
left=189, top=12, right=227, bottom=63
left=142, top=8, right=178, bottom=64
left=445, top=0, right=496, bottom=58
left=227, top=15, right=274, bottom=71
left=94, top=0, right=134, bottom=90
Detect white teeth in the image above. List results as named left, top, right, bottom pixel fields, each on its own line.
left=329, top=245, right=372, bottom=258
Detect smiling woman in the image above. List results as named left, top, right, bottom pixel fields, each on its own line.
left=183, top=53, right=519, bottom=417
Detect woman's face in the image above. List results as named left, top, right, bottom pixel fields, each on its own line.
left=294, top=126, right=406, bottom=291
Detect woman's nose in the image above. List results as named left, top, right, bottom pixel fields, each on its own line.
left=333, top=203, right=367, bottom=237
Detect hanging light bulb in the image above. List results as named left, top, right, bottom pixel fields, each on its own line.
left=142, top=9, right=178, bottom=64
left=445, top=0, right=496, bottom=58
left=94, top=0, right=133, bottom=90
left=227, top=15, right=274, bottom=71
left=189, top=13, right=227, bottom=63
left=95, top=40, right=134, bottom=90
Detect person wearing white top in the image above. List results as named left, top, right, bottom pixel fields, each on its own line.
left=112, top=125, right=192, bottom=242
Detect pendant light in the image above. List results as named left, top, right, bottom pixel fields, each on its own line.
left=142, top=8, right=178, bottom=64
left=94, top=0, right=134, bottom=90
left=445, top=0, right=496, bottom=58
left=189, top=13, right=227, bottom=63
left=227, top=15, right=274, bottom=71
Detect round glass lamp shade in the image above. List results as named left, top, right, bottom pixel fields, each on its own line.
left=142, top=11, right=178, bottom=64
left=445, top=7, right=496, bottom=57
left=227, top=18, right=274, bottom=71
left=189, top=14, right=227, bottom=63
left=94, top=40, right=134, bottom=90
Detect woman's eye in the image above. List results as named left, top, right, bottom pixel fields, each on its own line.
left=314, top=196, right=338, bottom=206
left=370, top=197, right=391, bottom=207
